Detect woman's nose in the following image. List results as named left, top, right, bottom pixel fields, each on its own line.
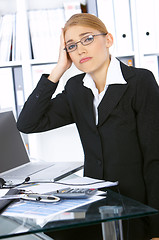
left=76, top=42, right=86, bottom=54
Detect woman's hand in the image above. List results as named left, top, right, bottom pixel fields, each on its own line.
left=48, top=28, right=72, bottom=83
left=58, top=28, right=72, bottom=71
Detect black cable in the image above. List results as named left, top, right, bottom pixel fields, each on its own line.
left=0, top=178, right=6, bottom=188
left=2, top=176, right=30, bottom=188
left=1, top=176, right=115, bottom=189
left=53, top=179, right=106, bottom=186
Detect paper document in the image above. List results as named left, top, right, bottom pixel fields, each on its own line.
left=56, top=176, right=118, bottom=189
left=2, top=195, right=105, bottom=226
left=1, top=176, right=114, bottom=227
left=16, top=176, right=118, bottom=194
left=0, top=189, right=9, bottom=197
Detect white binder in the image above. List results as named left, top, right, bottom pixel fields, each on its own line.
left=97, top=0, right=117, bottom=54
left=0, top=68, right=16, bottom=115
left=0, top=14, right=14, bottom=62
left=143, top=55, right=159, bottom=84
left=113, top=0, right=133, bottom=55
left=28, top=8, right=65, bottom=61
left=135, top=0, right=159, bottom=54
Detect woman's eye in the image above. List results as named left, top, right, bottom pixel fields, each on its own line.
left=84, top=36, right=93, bottom=42
left=68, top=44, right=76, bottom=50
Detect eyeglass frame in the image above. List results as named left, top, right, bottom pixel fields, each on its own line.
left=64, top=33, right=108, bottom=53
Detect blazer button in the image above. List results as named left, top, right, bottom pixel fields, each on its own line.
left=36, top=94, right=39, bottom=98
left=97, top=160, right=102, bottom=166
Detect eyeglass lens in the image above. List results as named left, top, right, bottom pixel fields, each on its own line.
left=66, top=35, right=94, bottom=52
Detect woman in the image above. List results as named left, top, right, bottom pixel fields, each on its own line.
left=17, top=13, right=159, bottom=240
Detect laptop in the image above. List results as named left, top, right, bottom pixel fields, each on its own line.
left=0, top=111, right=83, bottom=184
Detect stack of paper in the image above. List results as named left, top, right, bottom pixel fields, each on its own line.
left=1, top=177, right=118, bottom=226
left=0, top=14, right=15, bottom=62
left=28, top=8, right=65, bottom=61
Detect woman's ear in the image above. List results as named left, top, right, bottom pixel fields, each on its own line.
left=106, top=33, right=113, bottom=48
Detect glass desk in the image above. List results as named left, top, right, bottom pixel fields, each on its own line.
left=0, top=188, right=158, bottom=240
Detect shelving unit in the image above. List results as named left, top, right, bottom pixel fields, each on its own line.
left=0, top=0, right=86, bottom=104
left=0, top=0, right=159, bottom=163
left=1, top=0, right=158, bottom=104
left=0, top=0, right=86, bottom=163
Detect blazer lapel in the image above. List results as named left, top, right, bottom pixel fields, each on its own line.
left=77, top=81, right=96, bottom=127
left=97, top=61, right=135, bottom=127
left=97, top=84, right=128, bottom=126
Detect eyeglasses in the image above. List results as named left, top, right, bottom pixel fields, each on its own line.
left=64, top=33, right=107, bottom=53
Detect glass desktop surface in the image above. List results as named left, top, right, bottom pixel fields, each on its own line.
left=0, top=189, right=157, bottom=239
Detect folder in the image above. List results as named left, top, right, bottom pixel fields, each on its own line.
left=97, top=0, right=117, bottom=54
left=143, top=55, right=159, bottom=84
left=0, top=68, right=16, bottom=115
left=113, top=0, right=133, bottom=55
left=47, top=8, right=65, bottom=62
left=12, top=67, right=25, bottom=115
left=118, top=56, right=134, bottom=67
left=0, top=14, right=14, bottom=62
left=28, top=8, right=65, bottom=61
left=63, top=2, right=82, bottom=21
left=135, top=0, right=158, bottom=54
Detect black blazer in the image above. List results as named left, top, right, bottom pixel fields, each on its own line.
left=17, top=60, right=159, bottom=237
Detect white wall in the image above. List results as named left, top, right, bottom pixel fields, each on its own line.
left=28, top=124, right=84, bottom=163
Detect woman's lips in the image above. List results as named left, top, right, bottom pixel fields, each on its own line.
left=80, top=57, right=92, bottom=63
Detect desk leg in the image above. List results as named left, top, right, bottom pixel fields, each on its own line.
left=99, top=206, right=124, bottom=240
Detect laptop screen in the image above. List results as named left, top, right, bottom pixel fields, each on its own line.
left=0, top=111, right=29, bottom=173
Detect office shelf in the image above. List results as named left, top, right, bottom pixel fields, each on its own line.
left=0, top=0, right=158, bottom=162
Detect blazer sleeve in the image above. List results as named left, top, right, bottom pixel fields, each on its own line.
left=135, top=69, right=159, bottom=237
left=17, top=74, right=74, bottom=133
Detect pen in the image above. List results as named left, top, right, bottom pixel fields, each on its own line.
left=26, top=193, right=60, bottom=202
left=56, top=188, right=70, bottom=193
left=46, top=188, right=70, bottom=195
left=0, top=193, right=60, bottom=202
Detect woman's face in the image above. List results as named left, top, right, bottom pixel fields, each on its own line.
left=64, top=25, right=112, bottom=76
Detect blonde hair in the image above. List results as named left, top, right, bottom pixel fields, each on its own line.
left=63, top=13, right=108, bottom=34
